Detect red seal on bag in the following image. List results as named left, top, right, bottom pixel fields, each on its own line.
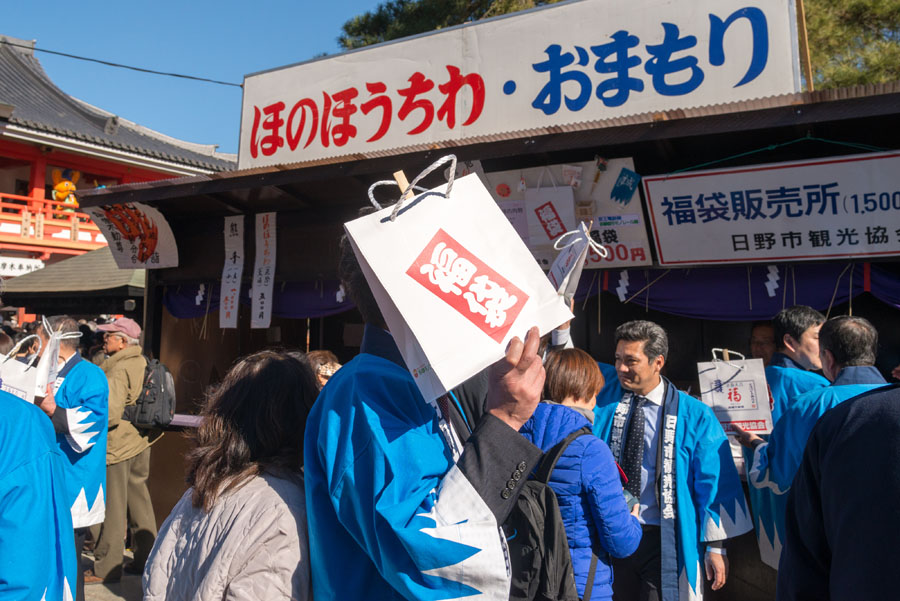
left=407, top=229, right=528, bottom=342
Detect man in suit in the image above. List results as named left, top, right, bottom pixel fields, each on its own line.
left=304, top=232, right=546, bottom=600
left=594, top=320, right=752, bottom=601
left=777, top=384, right=900, bottom=600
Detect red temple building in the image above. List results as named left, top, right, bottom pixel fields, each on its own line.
left=0, top=35, right=234, bottom=291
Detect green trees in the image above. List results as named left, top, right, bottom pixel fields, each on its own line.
left=338, top=0, right=900, bottom=89
left=805, top=0, right=900, bottom=88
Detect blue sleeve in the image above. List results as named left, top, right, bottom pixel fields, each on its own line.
left=689, top=404, right=753, bottom=542
left=0, top=450, right=76, bottom=600
left=581, top=437, right=641, bottom=558
left=327, top=412, right=523, bottom=600
left=749, top=402, right=813, bottom=495
left=55, top=370, right=109, bottom=453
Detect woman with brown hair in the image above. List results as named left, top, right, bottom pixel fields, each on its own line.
left=143, top=350, right=318, bottom=601
left=520, top=348, right=641, bottom=601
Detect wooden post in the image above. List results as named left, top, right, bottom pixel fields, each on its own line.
left=796, top=0, right=814, bottom=92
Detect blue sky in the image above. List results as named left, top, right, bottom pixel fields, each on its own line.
left=6, top=1, right=384, bottom=154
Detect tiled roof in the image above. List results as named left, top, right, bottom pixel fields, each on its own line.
left=0, top=36, right=235, bottom=172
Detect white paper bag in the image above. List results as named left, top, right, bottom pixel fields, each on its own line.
left=698, top=354, right=773, bottom=435
left=345, top=161, right=573, bottom=402
left=547, top=221, right=608, bottom=302
left=523, top=169, right=576, bottom=268
left=0, top=335, right=40, bottom=403
left=698, top=353, right=772, bottom=477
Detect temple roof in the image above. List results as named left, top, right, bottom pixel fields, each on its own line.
left=0, top=36, right=235, bottom=173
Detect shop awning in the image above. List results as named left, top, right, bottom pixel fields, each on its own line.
left=1, top=247, right=144, bottom=315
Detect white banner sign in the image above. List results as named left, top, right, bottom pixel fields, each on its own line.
left=85, top=203, right=178, bottom=269
left=644, top=151, right=900, bottom=265
left=482, top=158, right=652, bottom=268
left=239, top=0, right=799, bottom=168
left=250, top=212, right=276, bottom=329
left=219, top=216, right=245, bottom=329
left=0, top=256, right=44, bottom=277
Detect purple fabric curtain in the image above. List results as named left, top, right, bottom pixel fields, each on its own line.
left=163, top=262, right=896, bottom=323
left=574, top=261, right=898, bottom=321
left=163, top=280, right=354, bottom=320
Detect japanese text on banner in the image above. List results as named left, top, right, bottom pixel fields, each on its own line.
left=644, top=151, right=900, bottom=265
left=251, top=213, right=276, bottom=329
left=220, top=216, right=244, bottom=329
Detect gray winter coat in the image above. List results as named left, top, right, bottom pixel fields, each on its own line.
left=143, top=470, right=311, bottom=601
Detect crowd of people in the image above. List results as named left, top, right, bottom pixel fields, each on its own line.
left=1, top=252, right=898, bottom=601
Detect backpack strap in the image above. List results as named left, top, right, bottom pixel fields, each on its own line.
left=534, top=425, right=593, bottom=484
left=581, top=553, right=598, bottom=601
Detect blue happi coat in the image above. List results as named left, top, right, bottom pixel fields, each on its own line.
left=746, top=353, right=828, bottom=568
left=749, top=366, right=888, bottom=498
left=0, top=391, right=77, bottom=600
left=594, top=371, right=752, bottom=601
left=304, top=327, right=513, bottom=600
left=53, top=353, right=109, bottom=528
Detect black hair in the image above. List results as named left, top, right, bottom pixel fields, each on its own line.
left=338, top=208, right=386, bottom=329
left=773, top=305, right=825, bottom=350
left=614, top=320, right=669, bottom=361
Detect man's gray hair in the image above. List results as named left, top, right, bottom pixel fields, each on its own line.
left=615, top=320, right=669, bottom=361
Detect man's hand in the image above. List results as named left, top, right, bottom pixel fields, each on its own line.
left=732, top=424, right=764, bottom=449
left=705, top=550, right=728, bottom=591
left=486, top=326, right=545, bottom=432
left=36, top=384, right=57, bottom=418
left=892, top=363, right=900, bottom=381
left=630, top=502, right=640, bottom=518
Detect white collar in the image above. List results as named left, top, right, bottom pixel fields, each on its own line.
left=631, top=377, right=665, bottom=406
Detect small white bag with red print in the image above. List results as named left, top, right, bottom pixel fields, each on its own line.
left=344, top=156, right=572, bottom=402
left=523, top=168, right=576, bottom=268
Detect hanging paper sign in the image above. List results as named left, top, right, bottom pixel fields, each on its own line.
left=697, top=354, right=773, bottom=435
left=497, top=200, right=529, bottom=242
left=85, top=203, right=178, bottom=269
left=644, top=150, right=900, bottom=265
left=483, top=158, right=652, bottom=268
left=219, top=216, right=245, bottom=329
left=250, top=212, right=276, bottom=329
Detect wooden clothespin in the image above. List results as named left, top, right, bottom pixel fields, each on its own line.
left=393, top=170, right=412, bottom=201
left=722, top=349, right=731, bottom=361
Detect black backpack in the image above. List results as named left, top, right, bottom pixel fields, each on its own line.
left=506, top=425, right=598, bottom=601
left=123, top=357, right=176, bottom=429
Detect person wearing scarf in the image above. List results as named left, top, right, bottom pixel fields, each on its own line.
left=594, top=321, right=751, bottom=601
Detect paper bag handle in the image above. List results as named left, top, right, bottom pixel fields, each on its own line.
left=536, top=167, right=558, bottom=190
left=367, top=155, right=458, bottom=221
left=4, top=333, right=43, bottom=367
left=552, top=222, right=610, bottom=258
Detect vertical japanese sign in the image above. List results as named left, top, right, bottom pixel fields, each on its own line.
left=85, top=203, right=178, bottom=269
left=643, top=151, right=900, bottom=265
left=219, top=216, right=244, bottom=329
left=239, top=0, right=800, bottom=168
left=250, top=213, right=276, bottom=329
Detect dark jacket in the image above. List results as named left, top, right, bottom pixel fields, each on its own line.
left=778, top=383, right=898, bottom=601
left=521, top=403, right=642, bottom=600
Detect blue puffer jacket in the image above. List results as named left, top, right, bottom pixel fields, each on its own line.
left=520, top=403, right=642, bottom=601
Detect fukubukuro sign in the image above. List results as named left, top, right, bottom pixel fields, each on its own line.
left=482, top=158, right=652, bottom=268
left=239, top=0, right=800, bottom=168
left=85, top=203, right=178, bottom=269
left=643, top=151, right=900, bottom=265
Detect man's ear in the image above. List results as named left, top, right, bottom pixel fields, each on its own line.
left=654, top=353, right=665, bottom=373
left=782, top=334, right=797, bottom=353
